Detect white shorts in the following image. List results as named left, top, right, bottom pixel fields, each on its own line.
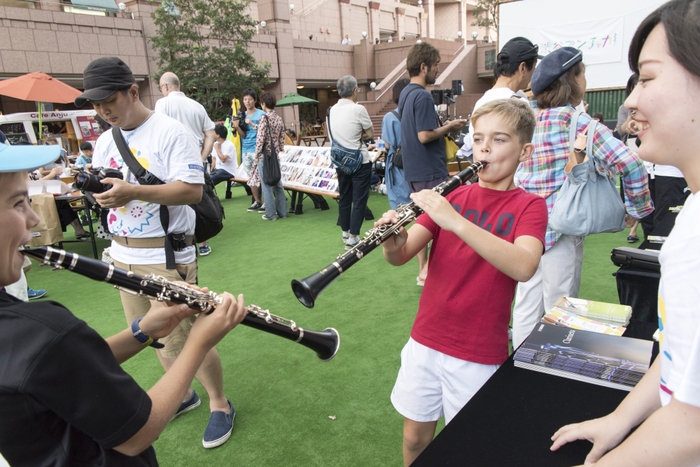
left=391, top=338, right=499, bottom=424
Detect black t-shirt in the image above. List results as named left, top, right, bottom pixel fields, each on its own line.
left=397, top=83, right=447, bottom=183
left=0, top=291, right=157, bottom=467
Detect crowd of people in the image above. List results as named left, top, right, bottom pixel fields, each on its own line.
left=1, top=0, right=699, bottom=465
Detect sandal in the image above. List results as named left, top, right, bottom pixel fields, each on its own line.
left=627, top=235, right=639, bottom=243
left=76, top=232, right=92, bottom=239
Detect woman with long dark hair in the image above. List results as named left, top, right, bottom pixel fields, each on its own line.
left=551, top=1, right=700, bottom=464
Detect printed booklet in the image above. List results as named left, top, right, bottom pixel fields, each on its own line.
left=514, top=323, right=653, bottom=391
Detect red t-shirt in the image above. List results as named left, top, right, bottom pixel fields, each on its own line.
left=412, top=183, right=547, bottom=365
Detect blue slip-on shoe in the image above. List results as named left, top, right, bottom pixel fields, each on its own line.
left=172, top=390, right=201, bottom=420
left=27, top=288, right=48, bottom=300
left=202, top=401, right=235, bottom=449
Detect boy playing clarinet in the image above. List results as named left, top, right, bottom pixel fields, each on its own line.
left=377, top=98, right=548, bottom=465
left=0, top=143, right=247, bottom=466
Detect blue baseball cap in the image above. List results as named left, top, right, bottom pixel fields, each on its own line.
left=530, top=47, right=583, bottom=95
left=0, top=143, right=61, bottom=173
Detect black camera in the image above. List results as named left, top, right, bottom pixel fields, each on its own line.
left=431, top=89, right=455, bottom=106
left=232, top=109, right=249, bottom=132
left=74, top=167, right=123, bottom=194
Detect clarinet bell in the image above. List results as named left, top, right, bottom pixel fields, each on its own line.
left=291, top=266, right=342, bottom=309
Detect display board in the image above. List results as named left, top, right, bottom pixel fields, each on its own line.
left=499, top=0, right=665, bottom=89
left=281, top=146, right=339, bottom=195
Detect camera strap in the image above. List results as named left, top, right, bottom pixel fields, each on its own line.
left=112, top=127, right=178, bottom=270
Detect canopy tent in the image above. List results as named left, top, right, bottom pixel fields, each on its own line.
left=276, top=92, right=319, bottom=136
left=0, top=72, right=83, bottom=139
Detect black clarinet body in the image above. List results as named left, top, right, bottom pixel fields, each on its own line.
left=21, top=246, right=339, bottom=361
left=291, top=161, right=487, bottom=308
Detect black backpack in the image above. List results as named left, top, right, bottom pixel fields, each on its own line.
left=112, top=127, right=225, bottom=267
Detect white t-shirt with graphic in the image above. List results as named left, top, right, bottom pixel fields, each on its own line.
left=92, top=112, right=204, bottom=265
left=657, top=193, right=700, bottom=408
left=212, top=139, right=238, bottom=174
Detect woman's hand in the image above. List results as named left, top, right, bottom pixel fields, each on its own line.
left=551, top=414, right=631, bottom=464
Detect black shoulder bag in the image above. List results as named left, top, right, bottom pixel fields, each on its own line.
left=261, top=115, right=282, bottom=186
left=112, top=127, right=225, bottom=269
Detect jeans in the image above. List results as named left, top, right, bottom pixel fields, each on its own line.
left=210, top=168, right=235, bottom=186
left=337, top=162, right=372, bottom=235
left=257, top=158, right=288, bottom=219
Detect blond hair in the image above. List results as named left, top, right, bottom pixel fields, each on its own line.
left=471, top=98, right=536, bottom=144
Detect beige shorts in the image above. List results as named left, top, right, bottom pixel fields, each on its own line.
left=114, top=260, right=198, bottom=359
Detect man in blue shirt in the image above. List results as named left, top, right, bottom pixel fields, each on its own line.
left=397, top=42, right=467, bottom=284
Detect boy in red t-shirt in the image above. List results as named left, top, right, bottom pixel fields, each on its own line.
left=377, top=98, right=548, bottom=466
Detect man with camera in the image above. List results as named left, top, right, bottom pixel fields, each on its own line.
left=155, top=72, right=217, bottom=256
left=75, top=57, right=236, bottom=450
left=232, top=89, right=266, bottom=212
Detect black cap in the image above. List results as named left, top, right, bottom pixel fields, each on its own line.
left=497, top=37, right=543, bottom=65
left=75, top=57, right=136, bottom=107
left=530, top=47, right=583, bottom=95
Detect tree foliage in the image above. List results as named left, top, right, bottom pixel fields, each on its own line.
left=470, top=0, right=500, bottom=34
left=149, top=0, right=270, bottom=120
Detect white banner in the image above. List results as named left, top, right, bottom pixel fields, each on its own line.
left=537, top=18, right=624, bottom=65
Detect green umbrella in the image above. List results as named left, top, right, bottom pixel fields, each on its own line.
left=276, top=92, right=319, bottom=134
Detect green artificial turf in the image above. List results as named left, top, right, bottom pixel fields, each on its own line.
left=26, top=187, right=636, bottom=467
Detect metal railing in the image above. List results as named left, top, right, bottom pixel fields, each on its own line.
left=374, top=70, right=409, bottom=102
left=296, top=0, right=329, bottom=17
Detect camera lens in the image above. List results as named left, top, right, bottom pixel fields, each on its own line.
left=74, top=171, right=106, bottom=193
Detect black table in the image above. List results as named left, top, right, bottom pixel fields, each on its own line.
left=613, top=211, right=677, bottom=324
left=412, top=323, right=657, bottom=467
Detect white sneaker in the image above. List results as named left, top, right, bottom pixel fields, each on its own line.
left=344, top=236, right=360, bottom=250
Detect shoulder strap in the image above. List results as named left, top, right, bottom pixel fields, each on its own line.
left=397, top=85, right=421, bottom=117
left=325, top=106, right=334, bottom=142
left=111, top=126, right=165, bottom=186
left=391, top=109, right=400, bottom=120
left=568, top=109, right=584, bottom=152
left=111, top=127, right=176, bottom=269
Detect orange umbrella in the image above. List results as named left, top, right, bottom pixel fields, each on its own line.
left=0, top=72, right=83, bottom=139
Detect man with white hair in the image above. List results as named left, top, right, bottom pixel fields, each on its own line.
left=156, top=71, right=216, bottom=256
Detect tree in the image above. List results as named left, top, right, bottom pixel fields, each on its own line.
left=149, top=0, right=270, bottom=120
left=470, top=0, right=500, bottom=35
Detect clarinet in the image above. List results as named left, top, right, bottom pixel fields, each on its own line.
left=21, top=246, right=339, bottom=361
left=291, top=161, right=487, bottom=308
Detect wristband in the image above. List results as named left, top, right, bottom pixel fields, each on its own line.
left=131, top=317, right=165, bottom=348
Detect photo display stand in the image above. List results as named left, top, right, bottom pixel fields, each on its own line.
left=281, top=146, right=339, bottom=195
left=280, top=146, right=339, bottom=214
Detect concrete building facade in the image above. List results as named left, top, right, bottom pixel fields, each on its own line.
left=0, top=0, right=498, bottom=133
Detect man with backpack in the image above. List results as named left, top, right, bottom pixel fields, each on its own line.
left=156, top=71, right=217, bottom=256
left=75, top=57, right=236, bottom=450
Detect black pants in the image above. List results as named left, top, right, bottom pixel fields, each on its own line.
left=337, top=163, right=372, bottom=235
